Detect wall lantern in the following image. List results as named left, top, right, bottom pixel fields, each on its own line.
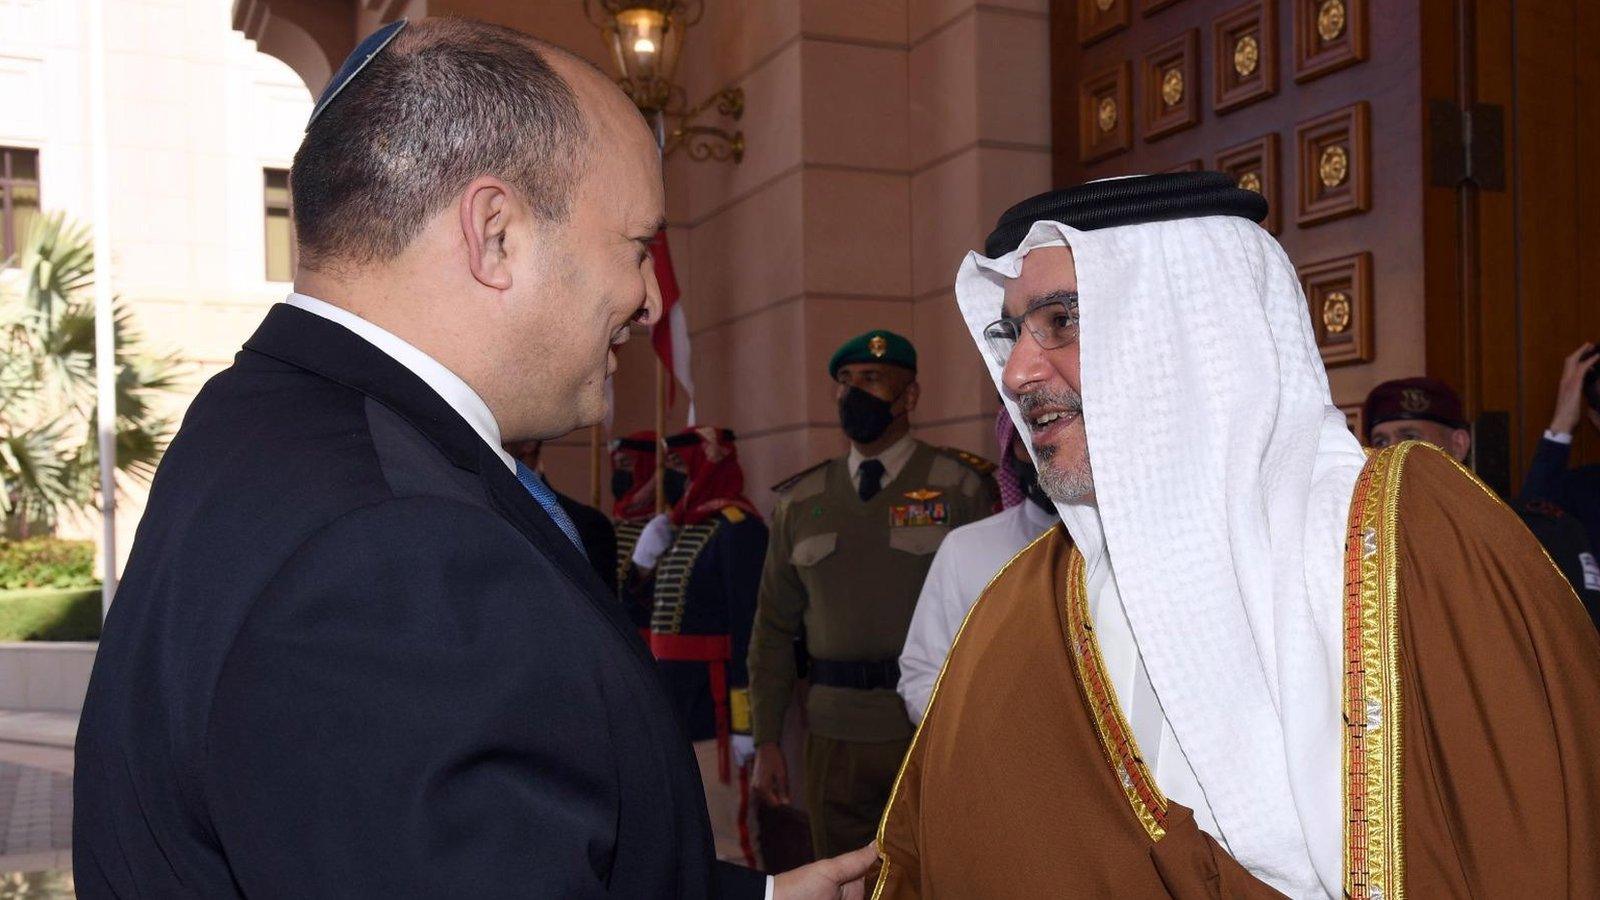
left=583, top=0, right=744, bottom=163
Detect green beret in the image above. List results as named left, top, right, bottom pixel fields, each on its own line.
left=828, top=330, right=917, bottom=379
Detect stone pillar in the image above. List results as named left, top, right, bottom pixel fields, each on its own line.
left=906, top=1, right=1050, bottom=457
left=640, top=2, right=914, bottom=507
left=622, top=0, right=1051, bottom=508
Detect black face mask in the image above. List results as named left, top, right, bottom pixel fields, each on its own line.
left=838, top=386, right=902, bottom=445
left=662, top=469, right=688, bottom=506
left=1015, top=459, right=1055, bottom=515
left=611, top=471, right=634, bottom=501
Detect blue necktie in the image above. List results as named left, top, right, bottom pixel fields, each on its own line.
left=515, top=462, right=584, bottom=552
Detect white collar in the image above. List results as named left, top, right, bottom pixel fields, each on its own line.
left=1018, top=495, right=1059, bottom=531
left=848, top=433, right=917, bottom=485
left=284, top=293, right=517, bottom=474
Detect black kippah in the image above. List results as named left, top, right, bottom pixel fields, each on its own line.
left=983, top=171, right=1269, bottom=258
left=307, top=19, right=408, bottom=130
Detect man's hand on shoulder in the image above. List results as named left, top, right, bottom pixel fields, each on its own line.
left=773, top=843, right=877, bottom=900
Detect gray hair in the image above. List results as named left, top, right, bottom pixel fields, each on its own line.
left=289, top=18, right=589, bottom=267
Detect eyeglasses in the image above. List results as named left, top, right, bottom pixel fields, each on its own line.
left=982, top=292, right=1079, bottom=364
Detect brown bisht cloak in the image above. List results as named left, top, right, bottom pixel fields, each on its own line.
left=873, top=442, right=1600, bottom=898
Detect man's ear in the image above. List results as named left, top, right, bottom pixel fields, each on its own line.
left=1450, top=428, right=1472, bottom=464
left=460, top=176, right=513, bottom=290
left=902, top=379, right=921, bottom=414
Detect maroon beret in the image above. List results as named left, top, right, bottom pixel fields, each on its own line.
left=1361, top=377, right=1468, bottom=441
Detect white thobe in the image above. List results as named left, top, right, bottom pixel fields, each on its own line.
left=898, top=500, right=1058, bottom=722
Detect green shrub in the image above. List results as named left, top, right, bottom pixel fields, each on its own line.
left=0, top=586, right=101, bottom=640
left=0, top=538, right=98, bottom=589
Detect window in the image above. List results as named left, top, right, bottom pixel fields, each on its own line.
left=263, top=167, right=295, bottom=281
left=1, top=147, right=40, bottom=264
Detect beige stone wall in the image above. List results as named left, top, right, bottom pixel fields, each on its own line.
left=544, top=0, right=1052, bottom=512
left=1, top=0, right=314, bottom=573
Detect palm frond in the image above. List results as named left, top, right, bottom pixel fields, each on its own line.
left=20, top=214, right=95, bottom=325
left=0, top=426, right=85, bottom=521
left=0, top=211, right=182, bottom=526
left=112, top=417, right=173, bottom=483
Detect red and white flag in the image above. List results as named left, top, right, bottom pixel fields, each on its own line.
left=648, top=229, right=696, bottom=423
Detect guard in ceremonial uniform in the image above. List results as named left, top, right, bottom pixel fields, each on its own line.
left=610, top=431, right=659, bottom=615
left=1364, top=377, right=1600, bottom=620
left=747, top=330, right=999, bottom=859
left=632, top=427, right=768, bottom=866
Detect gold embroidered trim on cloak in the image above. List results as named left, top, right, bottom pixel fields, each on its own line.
left=871, top=525, right=1064, bottom=900
left=1343, top=441, right=1411, bottom=900
left=1063, top=547, right=1169, bottom=842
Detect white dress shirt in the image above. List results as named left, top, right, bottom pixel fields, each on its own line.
left=898, top=499, right=1058, bottom=722
left=285, top=293, right=516, bottom=473
left=847, top=433, right=917, bottom=493
left=285, top=292, right=776, bottom=900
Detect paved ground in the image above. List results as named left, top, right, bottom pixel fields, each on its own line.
left=0, top=710, right=77, bottom=894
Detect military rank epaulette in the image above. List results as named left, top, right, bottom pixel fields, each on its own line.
left=939, top=446, right=998, bottom=477
left=770, top=460, right=830, bottom=494
left=720, top=506, right=748, bottom=524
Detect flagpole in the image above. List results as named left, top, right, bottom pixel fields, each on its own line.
left=654, top=358, right=666, bottom=514
left=88, top=0, right=118, bottom=618
left=649, top=108, right=668, bottom=517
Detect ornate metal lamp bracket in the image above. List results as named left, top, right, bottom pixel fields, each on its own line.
left=582, top=0, right=745, bottom=163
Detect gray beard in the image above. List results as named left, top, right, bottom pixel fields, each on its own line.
left=1018, top=387, right=1093, bottom=503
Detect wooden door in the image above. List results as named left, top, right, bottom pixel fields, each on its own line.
left=1050, top=0, right=1421, bottom=448
left=1048, top=0, right=1600, bottom=494
left=1423, top=0, right=1600, bottom=490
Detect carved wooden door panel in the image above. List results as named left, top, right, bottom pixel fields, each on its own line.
left=1049, top=0, right=1423, bottom=452
left=1049, top=0, right=1600, bottom=492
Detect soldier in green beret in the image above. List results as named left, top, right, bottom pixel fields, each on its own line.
left=747, top=329, right=1000, bottom=859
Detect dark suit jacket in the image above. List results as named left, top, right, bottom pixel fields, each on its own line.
left=553, top=488, right=618, bottom=593
left=1517, top=499, right=1600, bottom=630
left=1520, top=436, right=1600, bottom=555
left=74, top=305, right=765, bottom=899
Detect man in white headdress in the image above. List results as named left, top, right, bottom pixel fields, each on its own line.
left=872, top=173, right=1600, bottom=899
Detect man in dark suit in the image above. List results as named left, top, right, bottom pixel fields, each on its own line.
left=505, top=438, right=617, bottom=592
left=1520, top=343, right=1600, bottom=563
left=74, top=18, right=871, bottom=899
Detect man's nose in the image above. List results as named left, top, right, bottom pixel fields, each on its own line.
left=639, top=260, right=664, bottom=328
left=1002, top=331, right=1050, bottom=396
